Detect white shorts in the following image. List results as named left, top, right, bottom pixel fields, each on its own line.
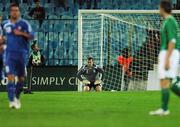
left=158, top=49, right=180, bottom=79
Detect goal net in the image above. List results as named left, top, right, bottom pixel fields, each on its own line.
left=78, top=10, right=180, bottom=92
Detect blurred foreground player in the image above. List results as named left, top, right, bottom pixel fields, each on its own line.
left=150, top=1, right=180, bottom=116
left=77, top=57, right=104, bottom=92
left=0, top=3, right=34, bottom=109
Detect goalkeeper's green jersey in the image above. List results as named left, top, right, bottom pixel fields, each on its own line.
left=160, top=15, right=179, bottom=51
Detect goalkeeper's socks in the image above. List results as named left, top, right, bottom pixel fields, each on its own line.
left=7, top=81, right=15, bottom=102
left=15, top=82, right=24, bottom=99
left=170, top=77, right=180, bottom=97
left=161, top=88, right=170, bottom=111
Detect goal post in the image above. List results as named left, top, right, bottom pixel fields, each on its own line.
left=78, top=10, right=180, bottom=92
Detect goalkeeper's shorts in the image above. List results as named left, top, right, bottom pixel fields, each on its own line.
left=85, top=82, right=101, bottom=91
left=158, top=49, right=180, bottom=79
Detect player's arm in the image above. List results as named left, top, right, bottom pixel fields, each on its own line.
left=77, top=66, right=86, bottom=81
left=0, top=24, right=6, bottom=53
left=94, top=64, right=104, bottom=73
left=0, top=23, right=5, bottom=43
left=94, top=65, right=104, bottom=85
left=165, top=20, right=177, bottom=70
left=77, top=66, right=91, bottom=84
left=0, top=36, right=6, bottom=53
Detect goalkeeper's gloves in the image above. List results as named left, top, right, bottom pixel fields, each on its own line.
left=82, top=80, right=91, bottom=85
left=94, top=79, right=102, bottom=85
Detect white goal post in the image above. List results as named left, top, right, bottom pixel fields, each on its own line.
left=78, top=10, right=180, bottom=92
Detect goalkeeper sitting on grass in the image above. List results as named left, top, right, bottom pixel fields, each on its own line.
left=77, top=57, right=104, bottom=92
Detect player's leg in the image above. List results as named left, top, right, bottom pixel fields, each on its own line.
left=14, top=76, right=25, bottom=109
left=169, top=50, right=180, bottom=96
left=94, top=80, right=102, bottom=92
left=150, top=50, right=170, bottom=115
left=16, top=65, right=26, bottom=100
left=15, top=76, right=25, bottom=99
left=157, top=49, right=180, bottom=114
left=84, top=85, right=91, bottom=91
left=159, top=50, right=171, bottom=113
left=95, top=85, right=102, bottom=92
left=150, top=50, right=179, bottom=116
left=6, top=66, right=16, bottom=109
left=14, top=59, right=26, bottom=109
left=7, top=74, right=16, bottom=108
left=5, top=54, right=16, bottom=108
left=160, top=79, right=171, bottom=112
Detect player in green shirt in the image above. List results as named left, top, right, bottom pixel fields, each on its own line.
left=150, top=0, right=180, bottom=116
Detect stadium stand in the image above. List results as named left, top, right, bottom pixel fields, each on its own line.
left=0, top=0, right=178, bottom=65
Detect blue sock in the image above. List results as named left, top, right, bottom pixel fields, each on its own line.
left=7, top=82, right=15, bottom=102
left=15, top=82, right=24, bottom=99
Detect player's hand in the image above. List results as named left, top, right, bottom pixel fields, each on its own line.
left=94, top=80, right=102, bottom=85
left=13, top=29, right=23, bottom=36
left=165, top=58, right=170, bottom=70
left=82, top=80, right=90, bottom=85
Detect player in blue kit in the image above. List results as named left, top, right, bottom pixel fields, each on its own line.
left=0, top=3, right=34, bottom=109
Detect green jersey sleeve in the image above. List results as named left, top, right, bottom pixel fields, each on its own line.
left=166, top=19, right=178, bottom=43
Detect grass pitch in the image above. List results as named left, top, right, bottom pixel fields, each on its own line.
left=0, top=91, right=180, bottom=127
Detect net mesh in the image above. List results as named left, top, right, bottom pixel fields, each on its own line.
left=79, top=11, right=180, bottom=91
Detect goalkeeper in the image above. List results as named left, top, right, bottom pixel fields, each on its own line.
left=77, top=57, right=104, bottom=92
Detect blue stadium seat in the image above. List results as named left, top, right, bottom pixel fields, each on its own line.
left=0, top=0, right=163, bottom=65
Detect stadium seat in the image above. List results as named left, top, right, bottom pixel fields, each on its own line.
left=0, top=0, right=163, bottom=65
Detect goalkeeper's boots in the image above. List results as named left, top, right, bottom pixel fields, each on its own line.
left=149, top=109, right=170, bottom=116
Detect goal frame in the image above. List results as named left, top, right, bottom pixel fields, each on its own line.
left=78, top=10, right=180, bottom=92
